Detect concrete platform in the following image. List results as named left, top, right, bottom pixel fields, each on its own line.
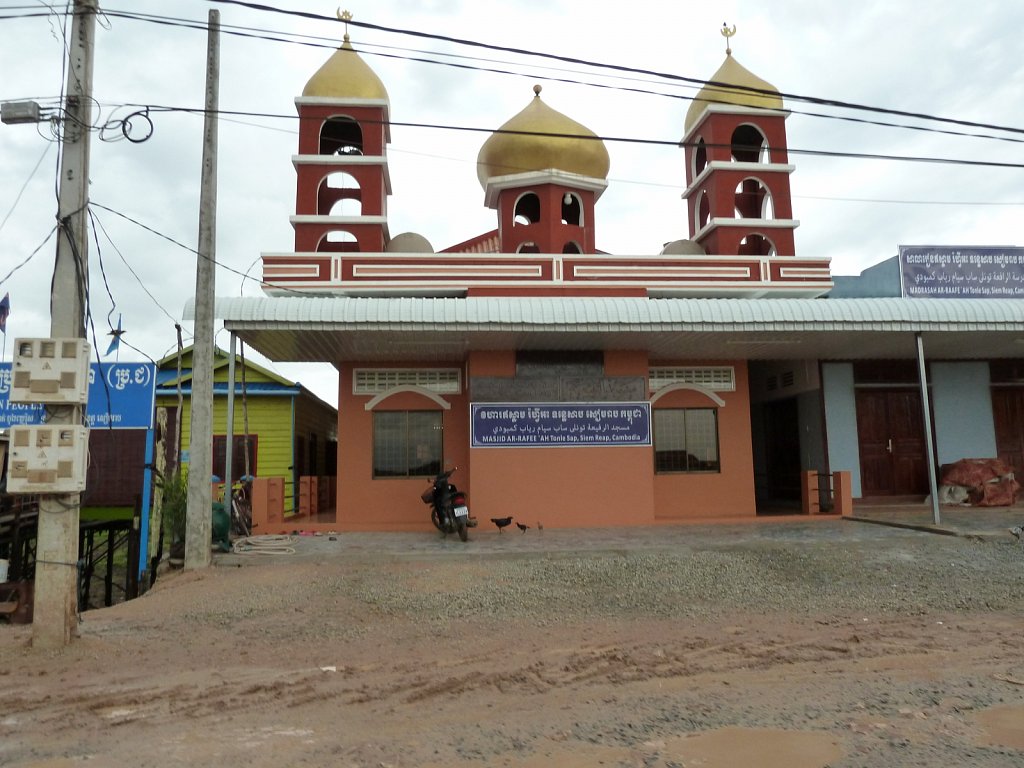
left=214, top=503, right=1024, bottom=565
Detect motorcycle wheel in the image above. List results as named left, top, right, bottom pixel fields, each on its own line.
left=430, top=508, right=445, bottom=533
left=456, top=517, right=468, bottom=542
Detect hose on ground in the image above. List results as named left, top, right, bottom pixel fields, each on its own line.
left=231, top=534, right=297, bottom=555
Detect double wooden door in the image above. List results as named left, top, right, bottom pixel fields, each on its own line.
left=992, top=388, right=1024, bottom=473
left=855, top=389, right=929, bottom=496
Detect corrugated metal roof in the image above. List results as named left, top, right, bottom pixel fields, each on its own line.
left=197, top=296, right=1024, bottom=331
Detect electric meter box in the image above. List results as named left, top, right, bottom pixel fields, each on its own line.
left=10, top=338, right=91, bottom=404
left=6, top=425, right=89, bottom=494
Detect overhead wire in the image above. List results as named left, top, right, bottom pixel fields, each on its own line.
left=197, top=0, right=1024, bottom=139
left=88, top=201, right=327, bottom=298
left=0, top=140, right=52, bottom=234
left=59, top=6, right=1024, bottom=145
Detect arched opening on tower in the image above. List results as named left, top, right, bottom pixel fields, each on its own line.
left=693, top=137, right=708, bottom=177
left=696, top=190, right=710, bottom=231
left=513, top=192, right=541, bottom=225
left=517, top=242, right=540, bottom=253
left=319, top=171, right=363, bottom=216
left=562, top=241, right=582, bottom=254
left=318, top=230, right=360, bottom=253
left=320, top=116, right=363, bottom=156
left=561, top=192, right=582, bottom=226
left=730, top=124, right=768, bottom=164
left=738, top=233, right=776, bottom=257
left=734, top=177, right=774, bottom=220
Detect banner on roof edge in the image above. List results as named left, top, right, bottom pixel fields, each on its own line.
left=899, top=245, right=1024, bottom=298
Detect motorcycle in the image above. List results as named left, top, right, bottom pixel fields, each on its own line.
left=422, top=467, right=474, bottom=542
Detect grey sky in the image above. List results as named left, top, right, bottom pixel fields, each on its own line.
left=1, top=0, right=1022, bottom=406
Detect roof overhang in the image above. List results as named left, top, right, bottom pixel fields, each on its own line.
left=190, top=296, right=1024, bottom=364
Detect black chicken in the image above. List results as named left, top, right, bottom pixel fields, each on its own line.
left=516, top=522, right=530, bottom=533
left=491, top=516, right=513, bottom=532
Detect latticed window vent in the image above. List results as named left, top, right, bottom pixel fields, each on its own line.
left=781, top=370, right=796, bottom=388
left=648, top=366, right=736, bottom=392
left=354, top=369, right=461, bottom=395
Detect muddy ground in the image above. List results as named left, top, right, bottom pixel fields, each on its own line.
left=2, top=521, right=1024, bottom=767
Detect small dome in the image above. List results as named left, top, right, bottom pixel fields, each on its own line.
left=660, top=239, right=706, bottom=256
left=302, top=37, right=389, bottom=101
left=476, top=85, right=610, bottom=189
left=684, top=53, right=783, bottom=132
left=386, top=232, right=434, bottom=253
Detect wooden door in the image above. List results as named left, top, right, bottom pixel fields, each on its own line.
left=856, top=389, right=929, bottom=496
left=992, top=388, right=1024, bottom=473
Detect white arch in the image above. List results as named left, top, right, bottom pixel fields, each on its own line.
left=649, top=382, right=725, bottom=408
left=363, top=385, right=452, bottom=411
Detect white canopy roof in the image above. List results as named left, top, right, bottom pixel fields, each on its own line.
left=190, top=296, right=1024, bottom=363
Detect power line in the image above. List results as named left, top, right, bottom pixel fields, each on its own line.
left=127, top=102, right=1024, bottom=171
left=0, top=140, right=52, bottom=233
left=88, top=201, right=323, bottom=298
left=198, top=0, right=1024, bottom=139
left=0, top=224, right=57, bottom=287
left=73, top=6, right=1024, bottom=146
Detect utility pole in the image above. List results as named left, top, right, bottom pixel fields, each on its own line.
left=184, top=9, right=219, bottom=569
left=33, top=0, right=97, bottom=649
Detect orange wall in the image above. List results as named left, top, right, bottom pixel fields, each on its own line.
left=651, top=360, right=756, bottom=520
left=469, top=445, right=655, bottom=528
left=330, top=354, right=757, bottom=533
left=335, top=363, right=469, bottom=531
left=465, top=348, right=656, bottom=528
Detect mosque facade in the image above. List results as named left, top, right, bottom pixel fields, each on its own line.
left=216, top=27, right=1024, bottom=530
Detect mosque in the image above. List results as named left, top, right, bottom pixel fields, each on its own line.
left=211, top=23, right=1024, bottom=530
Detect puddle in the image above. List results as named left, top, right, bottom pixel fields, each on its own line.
left=974, top=703, right=1024, bottom=750
left=661, top=726, right=843, bottom=768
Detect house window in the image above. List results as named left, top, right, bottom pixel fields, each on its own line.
left=213, top=435, right=257, bottom=483
left=373, top=411, right=442, bottom=478
left=653, top=409, right=720, bottom=473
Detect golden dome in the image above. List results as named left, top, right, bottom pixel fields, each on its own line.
left=302, top=37, right=389, bottom=101
left=684, top=53, right=783, bottom=132
left=476, top=85, right=610, bottom=188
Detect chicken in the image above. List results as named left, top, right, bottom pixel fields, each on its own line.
left=491, top=516, right=513, bottom=532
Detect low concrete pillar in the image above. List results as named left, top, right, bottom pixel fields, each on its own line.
left=251, top=477, right=284, bottom=532
left=801, top=471, right=820, bottom=515
left=833, top=471, right=854, bottom=516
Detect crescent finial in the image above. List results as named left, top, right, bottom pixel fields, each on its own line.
left=721, top=23, right=737, bottom=55
left=337, top=8, right=353, bottom=42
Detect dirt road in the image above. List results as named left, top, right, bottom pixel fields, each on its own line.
left=2, top=521, right=1024, bottom=767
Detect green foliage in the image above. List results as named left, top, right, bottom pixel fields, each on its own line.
left=160, top=467, right=189, bottom=545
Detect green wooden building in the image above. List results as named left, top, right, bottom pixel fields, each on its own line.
left=155, top=346, right=337, bottom=513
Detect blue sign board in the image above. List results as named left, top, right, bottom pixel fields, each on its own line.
left=899, top=245, right=1024, bottom=298
left=471, top=402, right=652, bottom=448
left=0, top=362, right=157, bottom=429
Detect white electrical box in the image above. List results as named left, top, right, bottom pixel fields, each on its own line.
left=6, top=425, right=90, bottom=493
left=10, top=338, right=91, bottom=405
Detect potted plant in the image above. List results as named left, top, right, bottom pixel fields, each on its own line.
left=160, top=467, right=188, bottom=565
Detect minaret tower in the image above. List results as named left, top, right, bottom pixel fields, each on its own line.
left=291, top=11, right=391, bottom=253
left=680, top=25, right=798, bottom=258
left=476, top=85, right=610, bottom=255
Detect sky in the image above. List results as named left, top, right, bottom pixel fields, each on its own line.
left=1, top=0, right=1022, bottom=408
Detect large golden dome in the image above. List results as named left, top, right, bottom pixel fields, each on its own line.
left=684, top=53, right=783, bottom=132
left=302, top=37, right=389, bottom=101
left=476, top=86, right=610, bottom=188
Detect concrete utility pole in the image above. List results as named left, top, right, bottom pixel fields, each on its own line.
left=184, top=9, right=220, bottom=569
left=33, top=0, right=97, bottom=649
